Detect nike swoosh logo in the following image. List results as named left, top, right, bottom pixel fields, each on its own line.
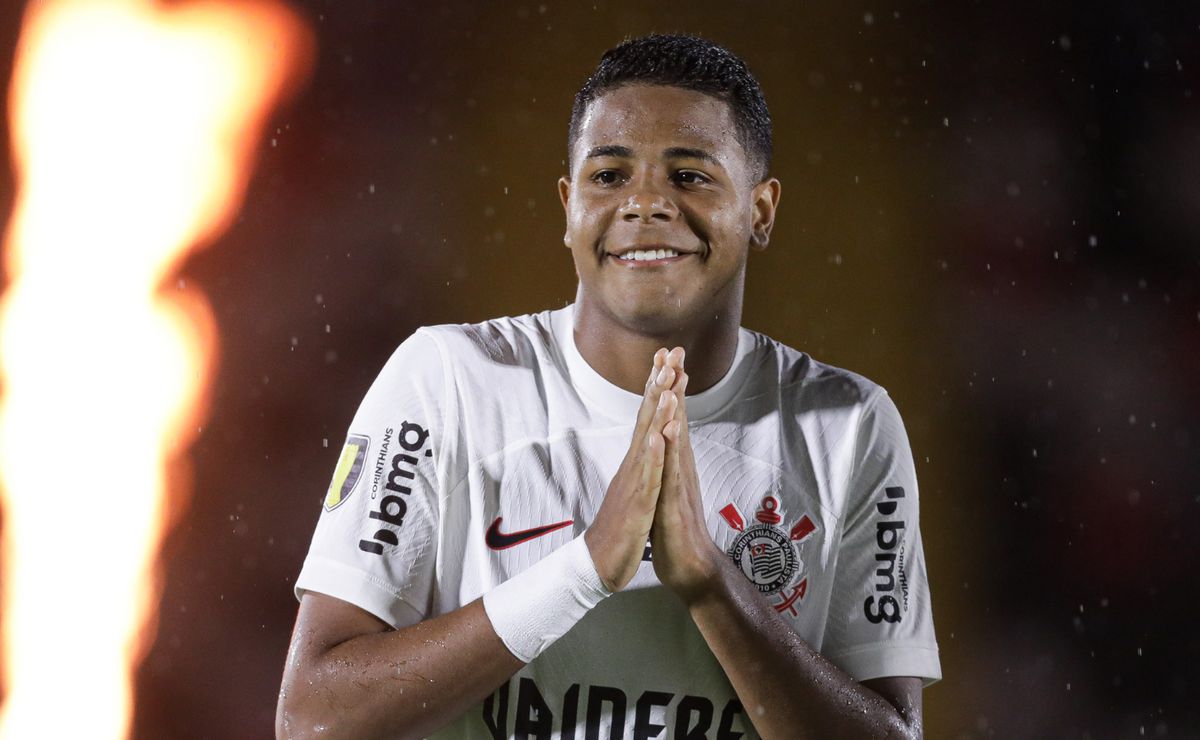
left=485, top=516, right=574, bottom=550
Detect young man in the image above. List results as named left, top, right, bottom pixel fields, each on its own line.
left=277, top=34, right=941, bottom=739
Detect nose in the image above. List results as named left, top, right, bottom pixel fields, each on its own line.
left=618, top=179, right=678, bottom=223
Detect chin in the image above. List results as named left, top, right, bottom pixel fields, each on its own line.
left=611, top=300, right=691, bottom=337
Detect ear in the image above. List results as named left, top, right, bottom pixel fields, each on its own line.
left=749, top=177, right=781, bottom=252
left=558, top=175, right=572, bottom=211
left=558, top=175, right=572, bottom=247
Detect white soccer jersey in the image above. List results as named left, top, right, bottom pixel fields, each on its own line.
left=296, top=305, right=941, bottom=739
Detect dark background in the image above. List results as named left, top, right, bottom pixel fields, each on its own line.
left=2, top=1, right=1198, bottom=738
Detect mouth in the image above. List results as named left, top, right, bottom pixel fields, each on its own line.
left=605, top=245, right=694, bottom=267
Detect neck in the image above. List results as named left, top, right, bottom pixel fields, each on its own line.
left=571, top=295, right=742, bottom=396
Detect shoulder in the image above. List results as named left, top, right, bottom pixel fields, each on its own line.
left=742, top=328, right=886, bottom=413
left=393, top=310, right=567, bottom=412
left=413, top=309, right=561, bottom=369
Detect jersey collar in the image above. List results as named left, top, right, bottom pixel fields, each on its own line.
left=553, top=304, right=754, bottom=424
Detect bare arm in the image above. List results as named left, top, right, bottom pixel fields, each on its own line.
left=686, top=558, right=923, bottom=739
left=276, top=594, right=521, bottom=740
left=652, top=350, right=923, bottom=739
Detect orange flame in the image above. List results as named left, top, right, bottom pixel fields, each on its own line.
left=0, top=1, right=309, bottom=736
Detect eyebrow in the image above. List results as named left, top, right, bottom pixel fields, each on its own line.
left=585, top=145, right=633, bottom=159
left=664, top=147, right=722, bottom=167
left=584, top=145, right=723, bottom=168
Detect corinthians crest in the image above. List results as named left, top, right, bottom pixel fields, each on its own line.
left=720, top=496, right=818, bottom=616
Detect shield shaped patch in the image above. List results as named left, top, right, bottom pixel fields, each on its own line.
left=324, top=434, right=369, bottom=511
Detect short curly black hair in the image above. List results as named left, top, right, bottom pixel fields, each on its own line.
left=568, top=34, right=772, bottom=183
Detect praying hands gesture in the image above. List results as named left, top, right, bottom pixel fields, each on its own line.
left=649, top=349, right=726, bottom=602
left=584, top=346, right=723, bottom=600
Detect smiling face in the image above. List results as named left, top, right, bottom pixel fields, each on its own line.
left=559, top=84, right=780, bottom=338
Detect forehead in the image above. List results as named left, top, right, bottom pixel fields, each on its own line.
left=573, top=84, right=740, bottom=159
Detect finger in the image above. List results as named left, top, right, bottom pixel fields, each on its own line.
left=639, top=387, right=677, bottom=466
left=661, top=371, right=684, bottom=482
left=660, top=371, right=687, bottom=435
left=662, top=417, right=681, bottom=489
left=668, top=368, right=687, bottom=397
left=642, top=347, right=667, bottom=389
left=632, top=350, right=674, bottom=442
left=641, top=390, right=671, bottom=507
left=631, top=350, right=668, bottom=443
left=641, top=423, right=665, bottom=503
left=663, top=418, right=682, bottom=444
left=653, top=389, right=678, bottom=434
left=662, top=371, right=691, bottom=507
left=656, top=417, right=685, bottom=537
left=674, top=373, right=701, bottom=492
left=664, top=346, right=685, bottom=372
left=674, top=371, right=690, bottom=443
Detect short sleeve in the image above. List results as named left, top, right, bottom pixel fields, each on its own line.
left=294, top=329, right=451, bottom=629
left=821, top=390, right=942, bottom=685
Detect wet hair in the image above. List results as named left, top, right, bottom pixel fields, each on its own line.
left=568, top=34, right=772, bottom=183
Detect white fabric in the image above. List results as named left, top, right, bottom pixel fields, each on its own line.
left=483, top=534, right=611, bottom=663
left=296, top=304, right=941, bottom=739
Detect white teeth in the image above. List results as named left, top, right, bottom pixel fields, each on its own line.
left=619, top=249, right=680, bottom=261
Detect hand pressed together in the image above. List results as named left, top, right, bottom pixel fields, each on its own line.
left=651, top=350, right=725, bottom=601
left=584, top=347, right=678, bottom=592
left=585, top=347, right=724, bottom=599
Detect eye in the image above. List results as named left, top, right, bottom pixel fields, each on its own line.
left=590, top=169, right=623, bottom=186
left=673, top=170, right=710, bottom=186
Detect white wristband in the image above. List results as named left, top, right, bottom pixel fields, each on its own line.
left=482, top=533, right=612, bottom=663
